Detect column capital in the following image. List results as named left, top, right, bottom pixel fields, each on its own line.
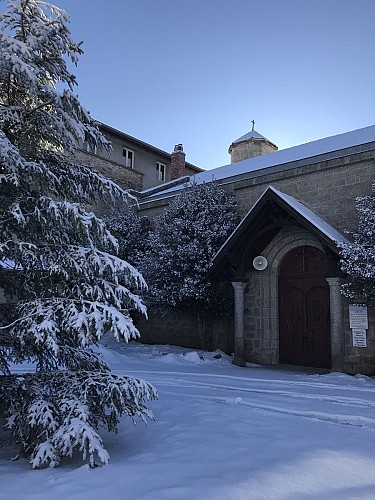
left=326, top=277, right=342, bottom=287
left=231, top=280, right=247, bottom=291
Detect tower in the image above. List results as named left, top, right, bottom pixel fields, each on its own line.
left=228, top=122, right=278, bottom=163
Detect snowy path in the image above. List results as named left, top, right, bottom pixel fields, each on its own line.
left=2, top=342, right=375, bottom=499
left=138, top=371, right=375, bottom=425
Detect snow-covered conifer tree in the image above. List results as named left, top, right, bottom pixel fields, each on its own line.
left=0, top=0, right=156, bottom=468
left=140, top=182, right=238, bottom=315
left=340, top=182, right=375, bottom=303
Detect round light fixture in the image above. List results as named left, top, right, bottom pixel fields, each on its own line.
left=253, top=256, right=268, bottom=271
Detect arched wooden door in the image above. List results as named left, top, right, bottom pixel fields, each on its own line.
left=279, top=246, right=331, bottom=368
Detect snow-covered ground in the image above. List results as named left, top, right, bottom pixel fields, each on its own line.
left=2, top=340, right=375, bottom=500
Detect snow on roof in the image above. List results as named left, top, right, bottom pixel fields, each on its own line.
left=212, top=186, right=347, bottom=267
left=141, top=125, right=375, bottom=202
left=233, top=129, right=272, bottom=144
left=268, top=186, right=348, bottom=244
left=98, top=121, right=203, bottom=173
left=140, top=176, right=190, bottom=196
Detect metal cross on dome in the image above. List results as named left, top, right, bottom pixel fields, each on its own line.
left=251, top=119, right=255, bottom=131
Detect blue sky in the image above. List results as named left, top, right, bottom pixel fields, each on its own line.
left=52, top=0, right=375, bottom=170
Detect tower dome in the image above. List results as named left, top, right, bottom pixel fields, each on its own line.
left=228, top=124, right=278, bottom=163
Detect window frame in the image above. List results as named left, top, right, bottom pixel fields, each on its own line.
left=156, top=161, right=166, bottom=181
left=123, top=147, right=134, bottom=169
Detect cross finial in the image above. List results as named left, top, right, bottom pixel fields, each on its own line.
left=251, top=119, right=255, bottom=131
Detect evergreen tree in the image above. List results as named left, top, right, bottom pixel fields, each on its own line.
left=0, top=0, right=156, bottom=468
left=140, top=182, right=238, bottom=315
left=340, top=182, right=375, bottom=303
left=104, top=203, right=150, bottom=268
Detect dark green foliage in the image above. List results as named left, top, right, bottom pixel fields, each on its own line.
left=140, top=182, right=239, bottom=316
left=104, top=203, right=150, bottom=267
left=340, top=181, right=375, bottom=304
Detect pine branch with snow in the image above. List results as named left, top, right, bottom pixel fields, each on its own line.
left=1, top=371, right=157, bottom=468
left=104, top=203, right=150, bottom=268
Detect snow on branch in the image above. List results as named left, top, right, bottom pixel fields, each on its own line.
left=339, top=185, right=375, bottom=303
left=10, top=295, right=143, bottom=353
left=2, top=370, right=157, bottom=468
left=0, top=0, right=155, bottom=469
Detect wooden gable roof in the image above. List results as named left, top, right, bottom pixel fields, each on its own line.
left=211, top=186, right=347, bottom=280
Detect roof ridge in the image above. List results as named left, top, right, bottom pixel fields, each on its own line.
left=232, top=129, right=274, bottom=145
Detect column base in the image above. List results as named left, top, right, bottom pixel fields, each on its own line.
left=232, top=355, right=246, bottom=367
left=331, top=359, right=344, bottom=372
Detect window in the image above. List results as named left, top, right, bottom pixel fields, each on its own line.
left=123, top=148, right=134, bottom=168
left=156, top=162, right=166, bottom=181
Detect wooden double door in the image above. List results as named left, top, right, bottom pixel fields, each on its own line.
left=279, top=246, right=331, bottom=368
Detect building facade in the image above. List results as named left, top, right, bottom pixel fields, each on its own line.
left=137, top=125, right=375, bottom=375
left=78, top=121, right=203, bottom=192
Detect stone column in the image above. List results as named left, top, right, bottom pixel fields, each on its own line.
left=326, top=277, right=345, bottom=371
left=231, top=280, right=247, bottom=367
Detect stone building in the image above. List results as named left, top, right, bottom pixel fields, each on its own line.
left=137, top=125, right=375, bottom=375
left=228, top=126, right=278, bottom=163
left=77, top=121, right=203, bottom=192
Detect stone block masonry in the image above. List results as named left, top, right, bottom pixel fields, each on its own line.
left=137, top=311, right=234, bottom=354
left=74, top=149, right=143, bottom=192
left=132, top=137, right=375, bottom=374
left=232, top=150, right=374, bottom=234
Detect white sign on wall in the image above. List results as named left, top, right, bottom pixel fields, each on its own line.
left=349, top=304, right=368, bottom=329
left=352, top=329, right=367, bottom=348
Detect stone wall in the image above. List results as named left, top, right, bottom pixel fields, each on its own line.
left=341, top=294, right=375, bottom=375
left=138, top=150, right=375, bottom=235
left=135, top=147, right=375, bottom=373
left=137, top=311, right=234, bottom=354
left=230, top=139, right=278, bottom=163
left=138, top=198, right=171, bottom=226
left=75, top=149, right=143, bottom=191
left=232, top=150, right=374, bottom=233
left=241, top=225, right=375, bottom=375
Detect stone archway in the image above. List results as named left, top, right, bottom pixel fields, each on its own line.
left=210, top=187, right=346, bottom=370
left=243, top=227, right=328, bottom=366
left=278, top=246, right=331, bottom=368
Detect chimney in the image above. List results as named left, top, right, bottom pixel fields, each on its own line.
left=171, top=144, right=186, bottom=180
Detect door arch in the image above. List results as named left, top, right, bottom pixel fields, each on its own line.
left=278, top=246, right=331, bottom=368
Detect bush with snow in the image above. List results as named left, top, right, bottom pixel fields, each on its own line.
left=140, top=181, right=238, bottom=315
left=0, top=0, right=156, bottom=468
left=339, top=181, right=375, bottom=303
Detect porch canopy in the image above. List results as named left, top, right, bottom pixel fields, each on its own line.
left=210, top=186, right=348, bottom=367
left=211, top=185, right=347, bottom=281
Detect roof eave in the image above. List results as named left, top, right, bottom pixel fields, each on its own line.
left=211, top=186, right=347, bottom=277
